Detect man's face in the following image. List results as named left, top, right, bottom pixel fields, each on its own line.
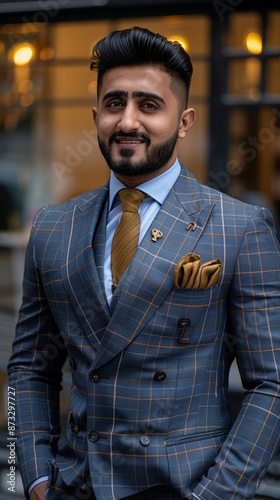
left=93, top=65, right=195, bottom=187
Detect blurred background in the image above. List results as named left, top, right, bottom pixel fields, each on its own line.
left=0, top=0, right=280, bottom=498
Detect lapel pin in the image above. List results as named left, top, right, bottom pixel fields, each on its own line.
left=151, top=229, right=163, bottom=242
left=186, top=222, right=197, bottom=231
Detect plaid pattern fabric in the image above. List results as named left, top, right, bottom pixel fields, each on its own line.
left=8, top=164, right=280, bottom=500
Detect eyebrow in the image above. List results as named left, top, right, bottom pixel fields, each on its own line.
left=102, top=90, right=166, bottom=104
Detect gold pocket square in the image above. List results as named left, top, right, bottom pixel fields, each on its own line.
left=174, top=253, right=221, bottom=289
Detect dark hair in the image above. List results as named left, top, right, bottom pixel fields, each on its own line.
left=90, top=26, right=193, bottom=106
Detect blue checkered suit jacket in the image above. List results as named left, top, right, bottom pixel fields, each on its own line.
left=8, top=165, right=280, bottom=499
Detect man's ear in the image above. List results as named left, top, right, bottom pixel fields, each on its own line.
left=178, top=108, right=196, bottom=139
left=92, top=107, right=98, bottom=126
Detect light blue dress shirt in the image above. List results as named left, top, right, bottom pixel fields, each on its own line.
left=104, top=159, right=181, bottom=303
left=29, top=158, right=181, bottom=494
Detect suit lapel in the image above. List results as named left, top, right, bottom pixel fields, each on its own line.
left=92, top=170, right=215, bottom=369
left=61, top=186, right=110, bottom=347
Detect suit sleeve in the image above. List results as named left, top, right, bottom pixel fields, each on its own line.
left=193, top=206, right=280, bottom=499
left=7, top=208, right=68, bottom=496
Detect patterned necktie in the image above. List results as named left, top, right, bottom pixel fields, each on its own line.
left=111, top=188, right=146, bottom=292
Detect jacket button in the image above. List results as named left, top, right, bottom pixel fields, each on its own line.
left=154, top=371, right=166, bottom=382
left=89, top=371, right=100, bottom=383
left=177, top=318, right=190, bottom=328
left=88, top=431, right=99, bottom=443
left=140, top=435, right=150, bottom=447
left=71, top=423, right=79, bottom=434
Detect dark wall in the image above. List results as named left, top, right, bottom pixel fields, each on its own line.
left=0, top=0, right=278, bottom=24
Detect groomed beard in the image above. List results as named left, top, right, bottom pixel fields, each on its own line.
left=98, top=130, right=179, bottom=177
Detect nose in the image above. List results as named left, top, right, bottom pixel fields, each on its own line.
left=118, top=102, right=140, bottom=132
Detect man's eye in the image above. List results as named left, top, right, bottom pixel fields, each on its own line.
left=107, top=100, right=123, bottom=108
left=142, top=102, right=158, bottom=109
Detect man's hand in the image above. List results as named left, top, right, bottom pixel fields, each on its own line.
left=30, top=480, right=48, bottom=500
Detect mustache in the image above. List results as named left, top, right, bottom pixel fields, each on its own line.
left=109, top=130, right=150, bottom=145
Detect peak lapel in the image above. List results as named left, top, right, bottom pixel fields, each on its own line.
left=60, top=187, right=110, bottom=348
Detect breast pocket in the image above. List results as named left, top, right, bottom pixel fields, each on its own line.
left=169, top=285, right=223, bottom=346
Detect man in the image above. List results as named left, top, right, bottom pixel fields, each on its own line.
left=8, top=26, right=280, bottom=500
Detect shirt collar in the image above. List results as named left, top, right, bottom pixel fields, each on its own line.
left=108, top=158, right=181, bottom=211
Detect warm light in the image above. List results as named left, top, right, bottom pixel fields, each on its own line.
left=40, top=47, right=54, bottom=61
left=12, top=43, right=34, bottom=66
left=168, top=35, right=188, bottom=52
left=246, top=33, right=263, bottom=54
left=18, top=79, right=33, bottom=93
left=20, top=92, right=34, bottom=107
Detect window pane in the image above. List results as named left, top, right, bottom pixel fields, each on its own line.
left=266, top=58, right=280, bottom=94
left=227, top=58, right=262, bottom=100
left=226, top=13, right=261, bottom=50
left=267, top=11, right=280, bottom=48
left=189, top=61, right=209, bottom=98
left=226, top=107, right=280, bottom=233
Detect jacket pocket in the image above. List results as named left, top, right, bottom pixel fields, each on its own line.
left=165, top=430, right=228, bottom=498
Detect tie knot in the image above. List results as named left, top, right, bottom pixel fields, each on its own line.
left=118, top=188, right=146, bottom=213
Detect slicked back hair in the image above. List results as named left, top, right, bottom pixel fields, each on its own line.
left=90, top=26, right=193, bottom=108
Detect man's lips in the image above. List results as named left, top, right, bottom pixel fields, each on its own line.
left=115, top=137, right=145, bottom=145
left=109, top=131, right=150, bottom=146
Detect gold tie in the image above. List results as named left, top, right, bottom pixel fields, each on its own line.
left=111, top=188, right=146, bottom=291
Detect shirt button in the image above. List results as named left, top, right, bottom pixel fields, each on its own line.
left=154, top=371, right=166, bottom=382
left=140, top=435, right=150, bottom=447
left=89, top=371, right=100, bottom=383
left=88, top=431, right=99, bottom=443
